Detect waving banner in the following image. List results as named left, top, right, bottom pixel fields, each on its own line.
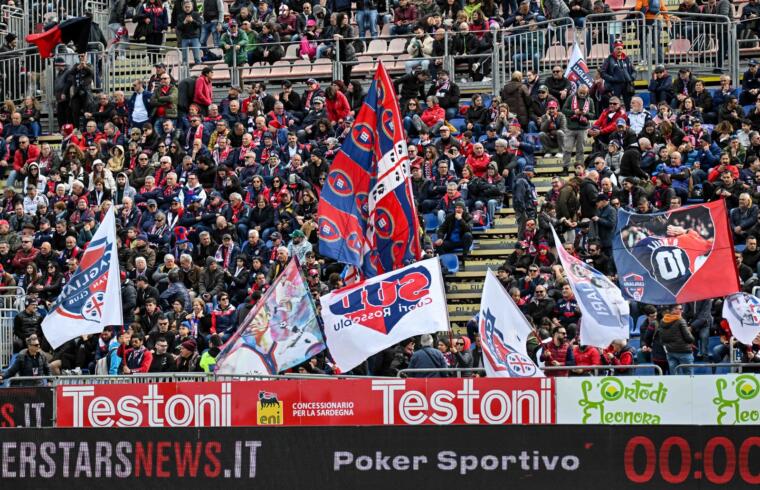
left=320, top=258, right=448, bottom=372
left=552, top=226, right=629, bottom=347
left=722, top=293, right=760, bottom=346
left=317, top=61, right=421, bottom=277
left=479, top=270, right=543, bottom=378
left=42, top=208, right=122, bottom=349
left=564, top=42, right=594, bottom=93
left=214, top=260, right=326, bottom=374
left=613, top=199, right=740, bottom=304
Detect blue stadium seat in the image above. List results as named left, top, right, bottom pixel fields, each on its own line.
left=639, top=92, right=650, bottom=107
left=482, top=95, right=492, bottom=108
left=448, top=118, right=465, bottom=132
left=439, top=254, right=460, bottom=274
left=424, top=213, right=439, bottom=232
left=630, top=315, right=647, bottom=337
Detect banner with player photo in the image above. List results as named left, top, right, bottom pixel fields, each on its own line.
left=613, top=200, right=740, bottom=304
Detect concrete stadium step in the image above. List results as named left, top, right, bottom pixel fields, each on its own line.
left=474, top=238, right=515, bottom=250
left=473, top=225, right=518, bottom=237
left=446, top=281, right=484, bottom=293
left=448, top=303, right=480, bottom=318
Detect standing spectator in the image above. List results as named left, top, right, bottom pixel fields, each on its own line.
left=513, top=165, right=537, bottom=231
left=221, top=21, right=248, bottom=77
left=407, top=334, right=448, bottom=377
left=562, top=84, right=594, bottom=171
left=601, top=42, right=635, bottom=108
left=541, top=325, right=575, bottom=377
left=355, top=0, right=379, bottom=39
left=177, top=0, right=204, bottom=65
left=66, top=55, right=94, bottom=129
left=684, top=299, right=713, bottom=362
left=592, top=192, right=616, bottom=257
left=150, top=72, right=179, bottom=136
left=200, top=0, right=225, bottom=59
left=500, top=71, right=532, bottom=129
left=135, top=0, right=170, bottom=54
left=657, top=304, right=695, bottom=375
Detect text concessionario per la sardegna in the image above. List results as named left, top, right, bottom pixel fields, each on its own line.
left=1, top=426, right=760, bottom=489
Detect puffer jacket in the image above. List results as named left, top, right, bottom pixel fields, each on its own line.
left=656, top=317, right=694, bottom=354
left=500, top=81, right=532, bottom=128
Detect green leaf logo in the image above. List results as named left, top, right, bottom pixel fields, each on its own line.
left=735, top=375, right=760, bottom=401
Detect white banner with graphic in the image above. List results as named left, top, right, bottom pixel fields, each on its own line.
left=722, top=293, right=760, bottom=346
left=320, top=258, right=448, bottom=372
left=479, top=270, right=543, bottom=378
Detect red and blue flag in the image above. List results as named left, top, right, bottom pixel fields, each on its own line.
left=317, top=62, right=421, bottom=277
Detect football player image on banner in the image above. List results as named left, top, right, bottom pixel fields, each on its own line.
left=613, top=200, right=740, bottom=304
left=551, top=227, right=630, bottom=348
left=42, top=208, right=123, bottom=349
left=320, top=258, right=448, bottom=372
left=214, top=260, right=326, bottom=375
left=722, top=293, right=760, bottom=346
left=479, top=270, right=543, bottom=378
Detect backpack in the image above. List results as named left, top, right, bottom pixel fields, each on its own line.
left=641, top=0, right=660, bottom=15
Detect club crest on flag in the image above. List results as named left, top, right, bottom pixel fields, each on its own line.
left=351, top=122, right=375, bottom=151
left=480, top=308, right=537, bottom=377
left=328, top=264, right=432, bottom=335
left=317, top=216, right=342, bottom=242
left=374, top=207, right=395, bottom=238
left=327, top=169, right=354, bottom=197
left=51, top=235, right=112, bottom=323
left=621, top=273, right=645, bottom=301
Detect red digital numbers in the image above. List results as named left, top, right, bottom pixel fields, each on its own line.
left=624, top=436, right=760, bottom=485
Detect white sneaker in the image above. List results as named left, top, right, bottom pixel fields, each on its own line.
left=481, top=76, right=492, bottom=82
left=544, top=152, right=553, bottom=157
left=554, top=152, right=564, bottom=157
left=472, top=62, right=480, bottom=71
left=460, top=78, right=469, bottom=84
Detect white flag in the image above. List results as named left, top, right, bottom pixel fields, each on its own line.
left=723, top=293, right=760, bottom=346
left=552, top=226, right=629, bottom=348
left=479, top=270, right=543, bottom=377
left=42, top=208, right=123, bottom=349
left=564, top=42, right=594, bottom=92
left=320, top=258, right=448, bottom=372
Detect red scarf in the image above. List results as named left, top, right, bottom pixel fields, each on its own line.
left=571, top=95, right=590, bottom=114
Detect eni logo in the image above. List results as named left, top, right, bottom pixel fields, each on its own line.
left=713, top=375, right=760, bottom=424
left=257, top=391, right=283, bottom=425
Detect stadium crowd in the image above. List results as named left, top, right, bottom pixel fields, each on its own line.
left=2, top=0, right=760, bottom=382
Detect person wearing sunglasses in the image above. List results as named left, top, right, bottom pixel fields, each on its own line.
left=1, top=333, right=50, bottom=383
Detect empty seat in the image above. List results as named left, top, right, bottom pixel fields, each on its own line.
left=668, top=38, right=691, bottom=56
left=289, top=60, right=313, bottom=78
left=388, top=37, right=408, bottom=55
left=352, top=56, right=376, bottom=76
left=542, top=45, right=567, bottom=62
left=588, top=43, right=609, bottom=60
left=283, top=43, right=299, bottom=61
left=365, top=39, right=388, bottom=56
left=310, top=58, right=332, bottom=77
left=269, top=60, right=292, bottom=78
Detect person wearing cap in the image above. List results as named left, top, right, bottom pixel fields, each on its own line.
left=648, top=64, right=674, bottom=106
left=741, top=60, right=760, bottom=106
left=220, top=18, right=249, bottom=70
left=600, top=41, right=635, bottom=107
left=176, top=337, right=203, bottom=372
left=539, top=99, right=567, bottom=158
left=0, top=33, right=17, bottom=53
left=592, top=191, right=616, bottom=256
left=589, top=96, right=627, bottom=149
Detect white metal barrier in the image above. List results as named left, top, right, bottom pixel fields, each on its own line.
left=22, top=0, right=109, bottom=41
left=105, top=42, right=186, bottom=94
left=0, top=47, right=45, bottom=103
left=0, top=5, right=25, bottom=47
left=0, top=287, right=25, bottom=369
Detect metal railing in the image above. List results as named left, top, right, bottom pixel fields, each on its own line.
left=584, top=11, right=647, bottom=75
left=674, top=362, right=760, bottom=375
left=398, top=367, right=486, bottom=377
left=22, top=0, right=109, bottom=41
left=8, top=372, right=381, bottom=385
left=105, top=42, right=186, bottom=94
left=0, top=5, right=25, bottom=47
left=0, top=46, right=45, bottom=104
left=0, top=287, right=25, bottom=369
left=542, top=364, right=663, bottom=375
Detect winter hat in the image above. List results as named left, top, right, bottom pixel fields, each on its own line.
left=181, top=339, right=197, bottom=351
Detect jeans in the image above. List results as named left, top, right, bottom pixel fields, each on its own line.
left=6, top=169, right=18, bottom=188
left=200, top=21, right=221, bottom=54
left=666, top=351, right=694, bottom=375
left=355, top=9, right=378, bottom=38
left=476, top=199, right=499, bottom=226
left=404, top=58, right=430, bottom=75
left=539, top=130, right=565, bottom=154
left=25, top=121, right=41, bottom=138
left=390, top=24, right=412, bottom=36
left=181, top=38, right=203, bottom=64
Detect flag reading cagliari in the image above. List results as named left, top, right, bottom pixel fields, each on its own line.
left=42, top=208, right=123, bottom=349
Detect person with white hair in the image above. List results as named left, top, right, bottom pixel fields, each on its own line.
left=407, top=334, right=448, bottom=377
left=267, top=246, right=290, bottom=283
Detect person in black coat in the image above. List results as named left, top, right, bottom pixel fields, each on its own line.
left=601, top=43, right=635, bottom=107
left=648, top=66, right=674, bottom=107
left=434, top=201, right=473, bottom=261
left=393, top=67, right=428, bottom=108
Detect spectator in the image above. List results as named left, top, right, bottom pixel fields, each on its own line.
left=538, top=100, right=567, bottom=158
left=1, top=334, right=49, bottom=383
left=407, top=334, right=448, bottom=377
left=541, top=325, right=575, bottom=377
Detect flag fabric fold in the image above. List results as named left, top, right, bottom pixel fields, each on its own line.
left=317, top=61, right=421, bottom=277
left=551, top=226, right=630, bottom=348
left=478, top=270, right=543, bottom=378
left=42, top=208, right=122, bottom=349
left=214, top=259, right=325, bottom=375
left=613, top=199, right=740, bottom=304
left=320, top=258, right=448, bottom=372
left=722, top=293, right=760, bottom=346
left=25, top=16, right=92, bottom=59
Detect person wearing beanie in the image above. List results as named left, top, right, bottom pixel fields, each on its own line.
left=199, top=334, right=223, bottom=372
left=176, top=336, right=202, bottom=372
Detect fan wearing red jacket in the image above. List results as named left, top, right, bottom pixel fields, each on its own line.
left=193, top=67, right=214, bottom=110
left=324, top=86, right=351, bottom=124
left=117, top=333, right=153, bottom=374
left=603, top=339, right=635, bottom=374
left=589, top=96, right=626, bottom=145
